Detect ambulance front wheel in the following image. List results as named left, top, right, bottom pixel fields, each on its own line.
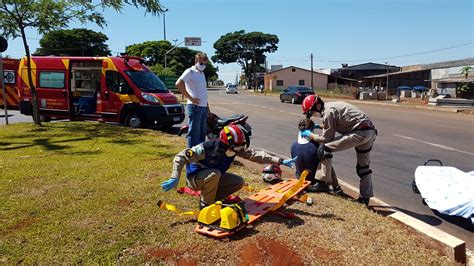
left=125, top=113, right=143, bottom=128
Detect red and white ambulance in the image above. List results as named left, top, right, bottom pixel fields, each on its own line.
left=0, top=58, right=20, bottom=109
left=18, top=55, right=184, bottom=127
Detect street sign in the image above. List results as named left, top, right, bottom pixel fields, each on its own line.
left=4, top=70, right=15, bottom=84
left=185, top=37, right=201, bottom=46
left=0, top=37, right=7, bottom=53
left=159, top=75, right=178, bottom=92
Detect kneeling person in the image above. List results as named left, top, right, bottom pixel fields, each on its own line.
left=162, top=125, right=297, bottom=208
left=291, top=118, right=341, bottom=193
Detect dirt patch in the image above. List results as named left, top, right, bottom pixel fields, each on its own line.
left=239, top=237, right=303, bottom=266
left=312, top=246, right=340, bottom=262
left=145, top=247, right=197, bottom=265
left=117, top=198, right=134, bottom=207
left=9, top=216, right=36, bottom=232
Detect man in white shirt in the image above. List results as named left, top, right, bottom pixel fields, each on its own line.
left=176, top=53, right=209, bottom=148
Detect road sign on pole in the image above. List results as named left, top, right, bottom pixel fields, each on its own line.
left=185, top=37, right=202, bottom=46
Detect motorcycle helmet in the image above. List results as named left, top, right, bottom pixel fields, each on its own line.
left=219, top=124, right=250, bottom=151
left=262, top=164, right=282, bottom=184
left=302, top=95, right=324, bottom=118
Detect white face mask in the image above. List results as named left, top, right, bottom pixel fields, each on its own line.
left=225, top=149, right=236, bottom=157
left=196, top=63, right=206, bottom=71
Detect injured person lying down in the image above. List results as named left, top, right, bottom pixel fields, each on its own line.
left=290, top=118, right=342, bottom=194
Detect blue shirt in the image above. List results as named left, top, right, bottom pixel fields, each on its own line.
left=290, top=141, right=320, bottom=183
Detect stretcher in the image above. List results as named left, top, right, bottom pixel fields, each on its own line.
left=195, top=170, right=311, bottom=238
left=158, top=170, right=311, bottom=238
left=412, top=159, right=473, bottom=224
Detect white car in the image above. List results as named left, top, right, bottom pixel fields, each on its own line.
left=226, top=84, right=238, bottom=94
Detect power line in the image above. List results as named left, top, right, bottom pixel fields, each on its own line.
left=322, top=41, right=474, bottom=63
left=269, top=41, right=474, bottom=64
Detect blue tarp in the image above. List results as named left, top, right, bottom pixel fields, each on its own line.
left=397, top=86, right=412, bottom=91
left=413, top=86, right=427, bottom=91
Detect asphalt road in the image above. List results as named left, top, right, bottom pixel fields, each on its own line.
left=0, top=109, right=31, bottom=125
left=208, top=88, right=474, bottom=249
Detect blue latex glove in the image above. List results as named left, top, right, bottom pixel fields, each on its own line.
left=281, top=157, right=298, bottom=168
left=300, top=130, right=312, bottom=138
left=161, top=177, right=179, bottom=192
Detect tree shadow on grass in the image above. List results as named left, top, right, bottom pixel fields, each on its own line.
left=0, top=137, right=91, bottom=151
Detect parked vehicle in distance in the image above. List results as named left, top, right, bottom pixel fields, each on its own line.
left=280, top=86, right=315, bottom=104
left=17, top=55, right=185, bottom=128
left=226, top=84, right=238, bottom=94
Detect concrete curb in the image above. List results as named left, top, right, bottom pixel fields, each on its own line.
left=235, top=157, right=470, bottom=263
left=336, top=179, right=467, bottom=263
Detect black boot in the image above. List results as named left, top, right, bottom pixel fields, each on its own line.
left=199, top=201, right=209, bottom=210
left=330, top=185, right=344, bottom=195
left=357, top=197, right=370, bottom=206
left=306, top=182, right=330, bottom=193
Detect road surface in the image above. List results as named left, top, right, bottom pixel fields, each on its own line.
left=0, top=109, right=31, bottom=125
left=208, top=88, right=474, bottom=249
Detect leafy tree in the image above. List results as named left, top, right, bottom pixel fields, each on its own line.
left=212, top=30, right=279, bottom=89
left=457, top=66, right=472, bottom=97
left=149, top=64, right=175, bottom=77
left=125, top=40, right=219, bottom=82
left=0, top=0, right=164, bottom=126
left=34, top=28, right=111, bottom=56
left=125, top=40, right=172, bottom=66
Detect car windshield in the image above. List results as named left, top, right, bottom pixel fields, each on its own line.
left=295, top=87, right=311, bottom=92
left=125, top=70, right=168, bottom=93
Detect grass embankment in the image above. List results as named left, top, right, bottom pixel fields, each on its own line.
left=0, top=123, right=451, bottom=264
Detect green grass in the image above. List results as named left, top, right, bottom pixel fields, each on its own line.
left=0, top=122, right=452, bottom=264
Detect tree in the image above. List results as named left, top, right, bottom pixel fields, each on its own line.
left=126, top=40, right=219, bottom=82
left=149, top=64, right=175, bottom=77
left=0, top=0, right=163, bottom=126
left=457, top=66, right=472, bottom=98
left=212, top=30, right=279, bottom=89
left=125, top=40, right=172, bottom=66
left=34, top=28, right=111, bottom=56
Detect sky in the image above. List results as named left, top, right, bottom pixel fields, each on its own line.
left=4, top=0, right=474, bottom=83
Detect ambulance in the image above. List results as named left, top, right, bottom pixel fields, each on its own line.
left=18, top=55, right=185, bottom=128
left=0, top=58, right=20, bottom=109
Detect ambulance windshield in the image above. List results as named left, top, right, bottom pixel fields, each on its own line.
left=125, top=70, right=168, bottom=93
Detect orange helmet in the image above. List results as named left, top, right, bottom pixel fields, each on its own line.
left=302, top=95, right=324, bottom=118
left=219, top=124, right=250, bottom=149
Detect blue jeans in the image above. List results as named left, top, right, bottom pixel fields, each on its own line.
left=187, top=105, right=208, bottom=148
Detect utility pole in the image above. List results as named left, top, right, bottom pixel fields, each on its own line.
left=385, top=62, right=390, bottom=101
left=0, top=54, right=8, bottom=125
left=311, top=53, right=314, bottom=90
left=253, top=48, right=257, bottom=92
left=163, top=8, right=169, bottom=41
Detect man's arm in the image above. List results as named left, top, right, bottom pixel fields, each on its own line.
left=176, top=69, right=199, bottom=105
left=170, top=144, right=206, bottom=180
left=176, top=79, right=199, bottom=105
left=312, top=111, right=336, bottom=143
left=237, top=147, right=282, bottom=165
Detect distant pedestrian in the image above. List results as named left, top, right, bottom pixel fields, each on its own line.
left=176, top=53, right=209, bottom=148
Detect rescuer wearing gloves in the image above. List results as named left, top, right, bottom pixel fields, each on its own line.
left=162, top=124, right=297, bottom=209
left=300, top=95, right=377, bottom=205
